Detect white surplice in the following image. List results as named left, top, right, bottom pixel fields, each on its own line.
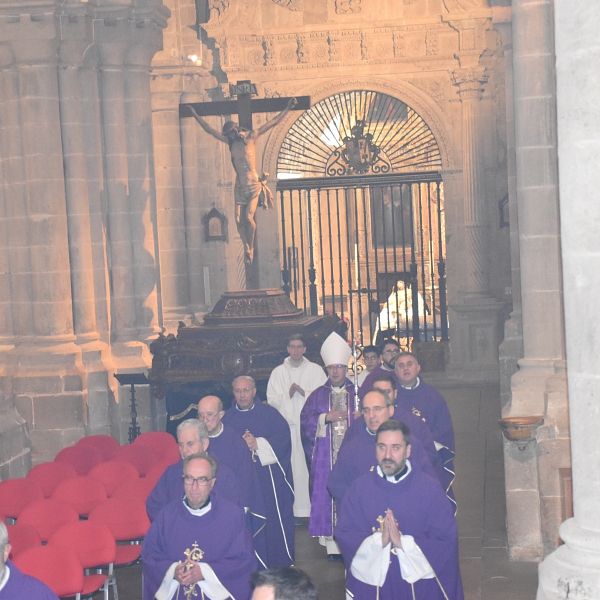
left=267, top=357, right=327, bottom=517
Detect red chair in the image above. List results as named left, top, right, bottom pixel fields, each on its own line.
left=7, top=523, right=42, bottom=559
left=111, top=477, right=154, bottom=503
left=18, top=498, right=79, bottom=543
left=0, top=478, right=44, bottom=521
left=111, top=443, right=158, bottom=477
left=144, top=458, right=177, bottom=489
left=49, top=521, right=117, bottom=600
left=55, top=444, right=102, bottom=476
left=14, top=545, right=84, bottom=598
left=88, top=461, right=140, bottom=497
left=133, top=431, right=179, bottom=464
left=89, top=497, right=150, bottom=567
left=76, top=435, right=120, bottom=462
left=26, top=461, right=78, bottom=497
left=52, top=476, right=108, bottom=518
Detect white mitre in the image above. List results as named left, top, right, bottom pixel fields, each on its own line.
left=320, top=332, right=351, bottom=367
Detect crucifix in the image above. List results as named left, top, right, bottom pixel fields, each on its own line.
left=180, top=80, right=310, bottom=290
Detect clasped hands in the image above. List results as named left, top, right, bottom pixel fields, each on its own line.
left=381, top=509, right=402, bottom=549
left=326, top=409, right=347, bottom=423
left=289, top=382, right=305, bottom=398
left=174, top=560, right=204, bottom=586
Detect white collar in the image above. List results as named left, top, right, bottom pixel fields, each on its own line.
left=400, top=377, right=421, bottom=390
left=183, top=499, right=212, bottom=516
left=0, top=564, right=10, bottom=592
left=208, top=422, right=224, bottom=438
left=330, top=383, right=347, bottom=392
left=235, top=402, right=255, bottom=412
left=365, top=425, right=376, bottom=436
left=377, top=460, right=412, bottom=483
left=284, top=356, right=306, bottom=369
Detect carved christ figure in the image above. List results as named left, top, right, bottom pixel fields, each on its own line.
left=189, top=98, right=297, bottom=263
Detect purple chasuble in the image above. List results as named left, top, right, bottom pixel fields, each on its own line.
left=146, top=458, right=241, bottom=521
left=0, top=560, right=59, bottom=600
left=142, top=496, right=256, bottom=600
left=396, top=380, right=456, bottom=507
left=207, top=423, right=269, bottom=568
left=327, top=423, right=440, bottom=508
left=344, top=412, right=444, bottom=485
left=222, top=400, right=295, bottom=568
left=358, top=365, right=396, bottom=399
left=335, top=468, right=463, bottom=600
left=300, top=378, right=357, bottom=537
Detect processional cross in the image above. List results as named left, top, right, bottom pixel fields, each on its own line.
left=180, top=81, right=310, bottom=290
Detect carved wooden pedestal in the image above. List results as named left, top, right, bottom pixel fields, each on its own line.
left=149, top=289, right=346, bottom=434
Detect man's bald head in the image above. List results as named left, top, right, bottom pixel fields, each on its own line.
left=197, top=395, right=225, bottom=435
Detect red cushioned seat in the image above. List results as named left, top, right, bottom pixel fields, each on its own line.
left=0, top=478, right=44, bottom=521
left=76, top=435, right=120, bottom=462
left=26, top=461, right=78, bottom=497
left=88, top=461, right=140, bottom=497
left=52, top=476, right=108, bottom=518
left=55, top=444, right=102, bottom=476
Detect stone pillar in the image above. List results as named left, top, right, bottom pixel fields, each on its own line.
left=537, top=2, right=600, bottom=597
left=152, top=91, right=190, bottom=329
left=449, top=58, right=503, bottom=381
left=504, top=0, right=569, bottom=561
left=124, top=48, right=163, bottom=342
left=0, top=7, right=89, bottom=462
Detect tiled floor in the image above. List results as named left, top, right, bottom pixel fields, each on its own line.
left=114, top=382, right=539, bottom=599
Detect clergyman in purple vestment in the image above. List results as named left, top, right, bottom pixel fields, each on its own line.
left=327, top=389, right=439, bottom=508
left=1, top=521, right=59, bottom=600
left=352, top=373, right=445, bottom=486
left=142, top=454, right=256, bottom=600
left=222, top=377, right=295, bottom=568
left=358, top=340, right=400, bottom=399
left=395, top=353, right=456, bottom=510
left=335, top=421, right=463, bottom=600
left=198, top=396, right=269, bottom=567
left=300, top=332, right=355, bottom=555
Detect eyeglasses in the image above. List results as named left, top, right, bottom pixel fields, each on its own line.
left=361, top=406, right=386, bottom=415
left=382, top=349, right=399, bottom=356
left=198, top=412, right=218, bottom=420
left=233, top=387, right=254, bottom=394
left=183, top=475, right=214, bottom=486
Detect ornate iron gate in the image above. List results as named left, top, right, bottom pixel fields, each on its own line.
left=275, top=90, right=448, bottom=348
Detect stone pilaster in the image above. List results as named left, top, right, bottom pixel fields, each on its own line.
left=504, top=0, right=569, bottom=561
left=448, top=60, right=503, bottom=382
left=538, top=2, right=600, bottom=596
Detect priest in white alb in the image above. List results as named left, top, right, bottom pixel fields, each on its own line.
left=267, top=334, right=327, bottom=517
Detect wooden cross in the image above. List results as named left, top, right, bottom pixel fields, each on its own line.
left=179, top=81, right=310, bottom=290
left=179, top=80, right=310, bottom=130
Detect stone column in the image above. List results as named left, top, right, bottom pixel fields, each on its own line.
left=151, top=91, right=190, bottom=329
left=504, top=0, right=569, bottom=561
left=494, top=10, right=524, bottom=410
left=537, top=2, right=600, bottom=597
left=449, top=59, right=503, bottom=381
left=96, top=30, right=139, bottom=344
left=124, top=51, right=162, bottom=342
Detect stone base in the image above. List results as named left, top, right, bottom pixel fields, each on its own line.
left=538, top=519, right=600, bottom=599
left=0, top=391, right=31, bottom=480
left=448, top=299, right=504, bottom=382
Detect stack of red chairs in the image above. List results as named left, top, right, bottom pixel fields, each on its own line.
left=1, top=430, right=175, bottom=596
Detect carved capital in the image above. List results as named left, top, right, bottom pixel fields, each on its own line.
left=451, top=66, right=488, bottom=99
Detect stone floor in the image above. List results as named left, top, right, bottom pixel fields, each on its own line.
left=114, top=382, right=539, bottom=599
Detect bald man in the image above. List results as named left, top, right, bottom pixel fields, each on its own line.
left=223, top=376, right=295, bottom=568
